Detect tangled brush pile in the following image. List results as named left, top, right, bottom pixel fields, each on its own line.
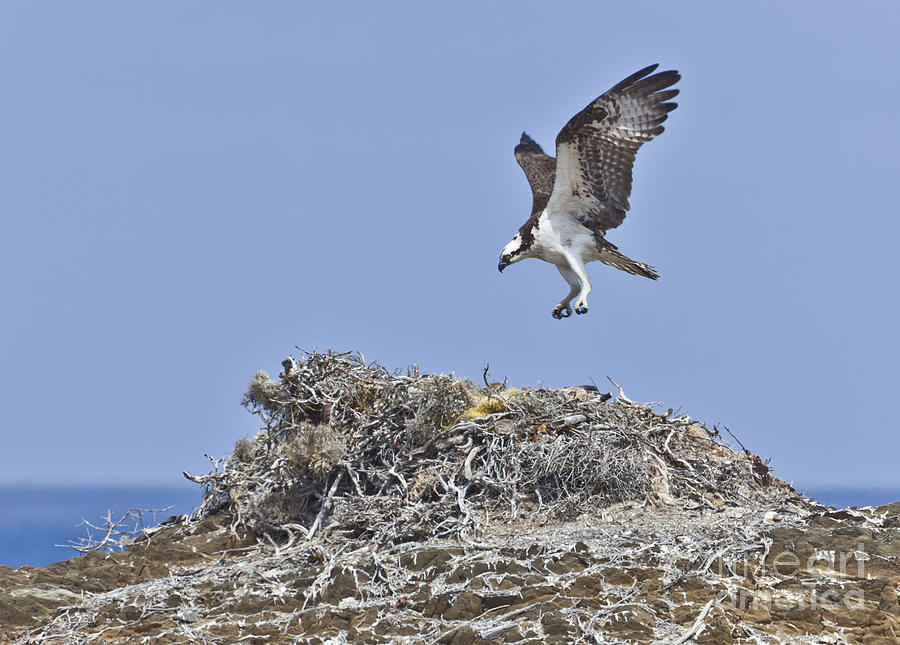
left=185, top=350, right=796, bottom=547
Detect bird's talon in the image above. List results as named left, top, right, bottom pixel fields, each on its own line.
left=575, top=305, right=588, bottom=315
left=552, top=305, right=572, bottom=319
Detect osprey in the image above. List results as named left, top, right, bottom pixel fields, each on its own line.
left=498, top=64, right=680, bottom=319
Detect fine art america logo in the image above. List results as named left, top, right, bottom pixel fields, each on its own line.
left=710, top=543, right=869, bottom=611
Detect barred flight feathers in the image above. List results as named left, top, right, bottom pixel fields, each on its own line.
left=551, top=66, right=680, bottom=233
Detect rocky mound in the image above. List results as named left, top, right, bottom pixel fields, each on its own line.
left=2, top=351, right=898, bottom=644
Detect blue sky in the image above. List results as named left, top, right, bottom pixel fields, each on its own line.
left=1, top=2, right=898, bottom=491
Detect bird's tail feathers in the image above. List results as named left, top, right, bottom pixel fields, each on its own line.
left=599, top=247, right=659, bottom=280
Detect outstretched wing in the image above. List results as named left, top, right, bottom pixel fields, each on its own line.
left=514, top=132, right=557, bottom=216
left=547, top=64, right=679, bottom=232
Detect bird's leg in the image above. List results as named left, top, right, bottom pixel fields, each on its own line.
left=552, top=265, right=581, bottom=319
left=562, top=251, right=592, bottom=315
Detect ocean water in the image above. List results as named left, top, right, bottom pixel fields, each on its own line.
left=1, top=485, right=897, bottom=569
left=802, top=487, right=900, bottom=511
left=0, top=484, right=201, bottom=568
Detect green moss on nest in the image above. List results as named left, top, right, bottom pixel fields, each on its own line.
left=241, top=370, right=280, bottom=411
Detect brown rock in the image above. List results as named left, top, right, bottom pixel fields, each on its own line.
left=540, top=609, right=575, bottom=635
left=603, top=606, right=655, bottom=639
left=321, top=569, right=359, bottom=604
left=567, top=571, right=604, bottom=596
left=481, top=591, right=523, bottom=610
left=231, top=592, right=274, bottom=614
left=602, top=566, right=636, bottom=586
left=399, top=547, right=459, bottom=572
left=729, top=590, right=772, bottom=624
left=423, top=591, right=452, bottom=618
left=519, top=584, right=557, bottom=603
left=446, top=561, right=490, bottom=584
left=491, top=559, right=529, bottom=575
left=770, top=606, right=822, bottom=634
left=543, top=552, right=589, bottom=575
left=496, top=574, right=525, bottom=589
left=880, top=583, right=900, bottom=615
left=442, top=590, right=483, bottom=621
left=437, top=625, right=477, bottom=645
left=0, top=598, right=33, bottom=628
left=695, top=612, right=736, bottom=645
left=412, top=583, right=433, bottom=604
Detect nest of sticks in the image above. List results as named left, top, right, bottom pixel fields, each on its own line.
left=184, top=350, right=803, bottom=548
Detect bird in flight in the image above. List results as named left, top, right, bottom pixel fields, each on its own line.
left=498, top=64, right=680, bottom=319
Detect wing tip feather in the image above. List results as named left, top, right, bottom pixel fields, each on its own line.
left=516, top=132, right=545, bottom=155
left=628, top=70, right=680, bottom=96
left=606, top=64, right=660, bottom=94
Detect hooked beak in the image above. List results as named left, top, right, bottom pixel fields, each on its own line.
left=498, top=258, right=509, bottom=273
